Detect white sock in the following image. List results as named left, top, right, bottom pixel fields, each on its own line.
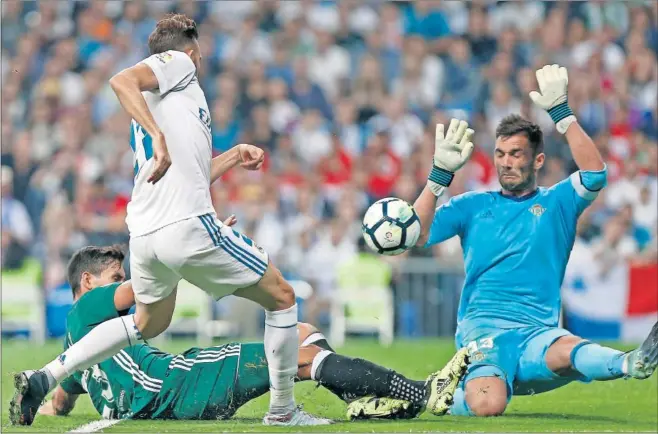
left=264, top=304, right=298, bottom=414
left=43, top=315, right=142, bottom=391
left=301, top=332, right=326, bottom=347
left=310, top=350, right=333, bottom=381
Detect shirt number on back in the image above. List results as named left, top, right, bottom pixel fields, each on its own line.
left=130, top=121, right=153, bottom=178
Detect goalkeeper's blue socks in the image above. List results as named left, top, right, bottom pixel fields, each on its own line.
left=570, top=342, right=626, bottom=381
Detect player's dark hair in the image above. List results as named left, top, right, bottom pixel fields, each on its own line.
left=495, top=114, right=544, bottom=156
left=67, top=245, right=125, bottom=296
left=147, top=13, right=199, bottom=55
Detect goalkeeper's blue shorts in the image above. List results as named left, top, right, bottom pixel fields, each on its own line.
left=455, top=325, right=590, bottom=398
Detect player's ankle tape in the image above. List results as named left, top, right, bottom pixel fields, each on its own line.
left=547, top=102, right=574, bottom=124
left=428, top=166, right=454, bottom=187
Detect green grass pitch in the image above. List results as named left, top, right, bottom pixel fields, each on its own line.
left=2, top=338, right=656, bottom=432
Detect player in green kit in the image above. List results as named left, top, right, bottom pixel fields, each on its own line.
left=18, top=245, right=468, bottom=424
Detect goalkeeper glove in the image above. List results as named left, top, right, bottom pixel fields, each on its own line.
left=529, top=64, right=577, bottom=135
left=427, top=118, right=475, bottom=197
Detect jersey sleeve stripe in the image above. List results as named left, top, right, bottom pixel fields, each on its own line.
left=577, top=172, right=603, bottom=192
left=569, top=172, right=599, bottom=200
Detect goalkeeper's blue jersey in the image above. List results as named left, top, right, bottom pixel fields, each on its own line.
left=426, top=168, right=607, bottom=335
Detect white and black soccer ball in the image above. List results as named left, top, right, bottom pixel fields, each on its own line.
left=362, top=197, right=421, bottom=256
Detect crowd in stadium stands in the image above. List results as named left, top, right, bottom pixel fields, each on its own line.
left=1, top=1, right=657, bottom=315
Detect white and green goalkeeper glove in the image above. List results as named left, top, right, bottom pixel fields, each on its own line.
left=427, top=118, right=475, bottom=197
left=529, top=64, right=577, bottom=134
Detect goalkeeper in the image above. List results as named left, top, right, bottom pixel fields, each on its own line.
left=361, top=64, right=658, bottom=418
left=11, top=245, right=467, bottom=425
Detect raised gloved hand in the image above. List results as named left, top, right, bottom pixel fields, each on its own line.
left=529, top=64, right=577, bottom=134
left=427, top=118, right=474, bottom=197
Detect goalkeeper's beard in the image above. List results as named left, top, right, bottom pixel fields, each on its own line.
left=497, top=163, right=536, bottom=194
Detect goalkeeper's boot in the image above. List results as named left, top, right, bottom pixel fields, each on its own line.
left=423, top=348, right=470, bottom=416
left=263, top=405, right=332, bottom=426
left=9, top=370, right=50, bottom=426
left=625, top=321, right=658, bottom=379
left=347, top=396, right=421, bottom=421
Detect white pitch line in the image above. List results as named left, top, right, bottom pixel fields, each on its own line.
left=69, top=419, right=122, bottom=433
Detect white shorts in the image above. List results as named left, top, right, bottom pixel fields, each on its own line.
left=129, top=213, right=270, bottom=304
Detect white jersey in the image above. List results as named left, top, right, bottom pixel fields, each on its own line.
left=126, top=50, right=215, bottom=237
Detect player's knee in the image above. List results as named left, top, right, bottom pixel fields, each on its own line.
left=267, top=266, right=296, bottom=310
left=546, top=335, right=585, bottom=372
left=135, top=315, right=171, bottom=340
left=297, top=322, right=319, bottom=345
left=466, top=393, right=507, bottom=417
left=134, top=308, right=174, bottom=340
left=465, top=377, right=508, bottom=417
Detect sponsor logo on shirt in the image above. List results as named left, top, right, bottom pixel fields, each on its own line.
left=480, top=210, right=494, bottom=219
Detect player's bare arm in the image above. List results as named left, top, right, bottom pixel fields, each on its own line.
left=210, top=144, right=265, bottom=184
left=109, top=63, right=171, bottom=184
left=114, top=281, right=136, bottom=312
left=38, top=387, right=79, bottom=416
left=529, top=64, right=604, bottom=172
left=415, top=119, right=474, bottom=246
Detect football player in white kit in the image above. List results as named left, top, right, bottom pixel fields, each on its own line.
left=10, top=14, right=330, bottom=426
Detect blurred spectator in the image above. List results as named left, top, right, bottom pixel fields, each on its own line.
left=591, top=213, right=639, bottom=279
left=308, top=30, right=350, bottom=101
left=335, top=98, right=366, bottom=157
left=367, top=96, right=424, bottom=158
left=212, top=98, right=242, bottom=153
left=222, top=14, right=273, bottom=71
left=363, top=130, right=402, bottom=199
left=391, top=36, right=443, bottom=110
left=290, top=56, right=333, bottom=120
left=442, top=37, right=481, bottom=108
left=1, top=167, right=34, bottom=270
left=292, top=109, right=332, bottom=166
left=267, top=77, right=300, bottom=134
left=404, top=1, right=451, bottom=41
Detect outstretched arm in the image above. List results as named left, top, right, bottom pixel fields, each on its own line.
left=529, top=64, right=604, bottom=171
left=415, top=119, right=474, bottom=246
left=414, top=186, right=442, bottom=247
left=564, top=122, right=605, bottom=172
left=210, top=144, right=265, bottom=184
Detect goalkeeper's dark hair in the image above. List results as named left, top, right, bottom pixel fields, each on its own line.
left=495, top=114, right=544, bottom=156
left=67, top=245, right=125, bottom=296
left=148, top=13, right=199, bottom=55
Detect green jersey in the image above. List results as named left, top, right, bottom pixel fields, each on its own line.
left=60, top=283, right=173, bottom=419
left=60, top=282, right=271, bottom=420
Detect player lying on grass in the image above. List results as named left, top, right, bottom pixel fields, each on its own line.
left=356, top=64, right=658, bottom=419
left=14, top=245, right=468, bottom=424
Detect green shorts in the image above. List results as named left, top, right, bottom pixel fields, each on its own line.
left=140, top=343, right=269, bottom=420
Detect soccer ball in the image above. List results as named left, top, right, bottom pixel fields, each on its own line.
left=362, top=197, right=421, bottom=256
